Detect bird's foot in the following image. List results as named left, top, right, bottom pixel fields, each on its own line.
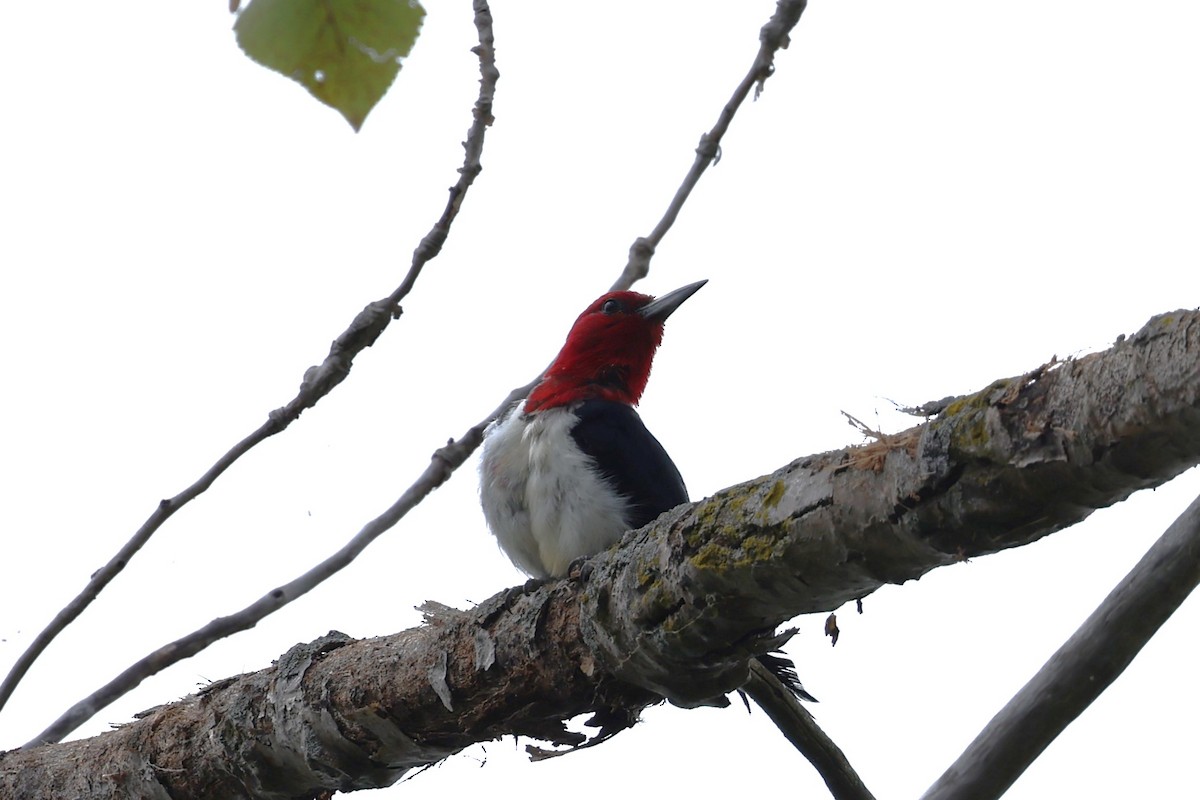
left=566, top=557, right=594, bottom=583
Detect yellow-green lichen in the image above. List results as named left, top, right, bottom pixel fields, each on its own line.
left=943, top=384, right=1002, bottom=417
left=684, top=500, right=725, bottom=548
left=938, top=384, right=1007, bottom=456
left=954, top=415, right=993, bottom=451
left=635, top=558, right=659, bottom=590
left=742, top=533, right=781, bottom=563
left=951, top=400, right=998, bottom=452
left=763, top=479, right=786, bottom=509
left=690, top=531, right=779, bottom=572
left=691, top=540, right=737, bottom=571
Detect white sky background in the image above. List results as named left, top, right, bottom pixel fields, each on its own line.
left=2, top=1, right=1199, bottom=797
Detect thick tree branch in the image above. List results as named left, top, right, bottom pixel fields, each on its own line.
left=5, top=308, right=1197, bottom=798
left=921, top=489, right=1200, bottom=800
left=578, top=309, right=1200, bottom=705
left=1, top=591, right=656, bottom=800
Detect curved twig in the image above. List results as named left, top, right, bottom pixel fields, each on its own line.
left=0, top=0, right=499, bottom=723
left=611, top=0, right=807, bottom=291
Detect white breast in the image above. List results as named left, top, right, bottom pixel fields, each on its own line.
left=479, top=403, right=631, bottom=578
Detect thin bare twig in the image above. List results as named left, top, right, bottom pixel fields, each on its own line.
left=10, top=0, right=499, bottom=738
left=743, top=661, right=875, bottom=800
left=611, top=0, right=807, bottom=291
left=0, top=420, right=273, bottom=718
left=922, top=491, right=1200, bottom=800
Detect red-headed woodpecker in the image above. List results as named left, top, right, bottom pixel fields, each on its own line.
left=479, top=280, right=815, bottom=703
left=480, top=281, right=703, bottom=579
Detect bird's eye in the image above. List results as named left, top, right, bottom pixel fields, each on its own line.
left=601, top=299, right=624, bottom=315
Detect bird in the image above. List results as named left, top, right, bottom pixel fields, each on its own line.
left=479, top=280, right=702, bottom=580
left=478, top=280, right=815, bottom=703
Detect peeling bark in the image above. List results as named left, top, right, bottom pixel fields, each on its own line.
left=0, top=595, right=656, bottom=799
left=3, top=308, right=1197, bottom=798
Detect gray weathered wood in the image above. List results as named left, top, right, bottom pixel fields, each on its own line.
left=922, top=490, right=1200, bottom=800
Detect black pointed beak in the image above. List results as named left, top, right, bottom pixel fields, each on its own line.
left=639, top=279, right=707, bottom=322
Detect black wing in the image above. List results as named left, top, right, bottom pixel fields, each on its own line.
left=569, top=399, right=689, bottom=529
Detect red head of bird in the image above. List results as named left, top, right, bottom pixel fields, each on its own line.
left=524, top=280, right=707, bottom=413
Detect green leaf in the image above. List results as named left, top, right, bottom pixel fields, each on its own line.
left=235, top=0, right=425, bottom=131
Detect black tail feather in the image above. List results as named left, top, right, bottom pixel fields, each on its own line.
left=755, top=652, right=817, bottom=703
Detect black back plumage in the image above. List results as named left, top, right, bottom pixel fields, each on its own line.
left=569, top=398, right=688, bottom=528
